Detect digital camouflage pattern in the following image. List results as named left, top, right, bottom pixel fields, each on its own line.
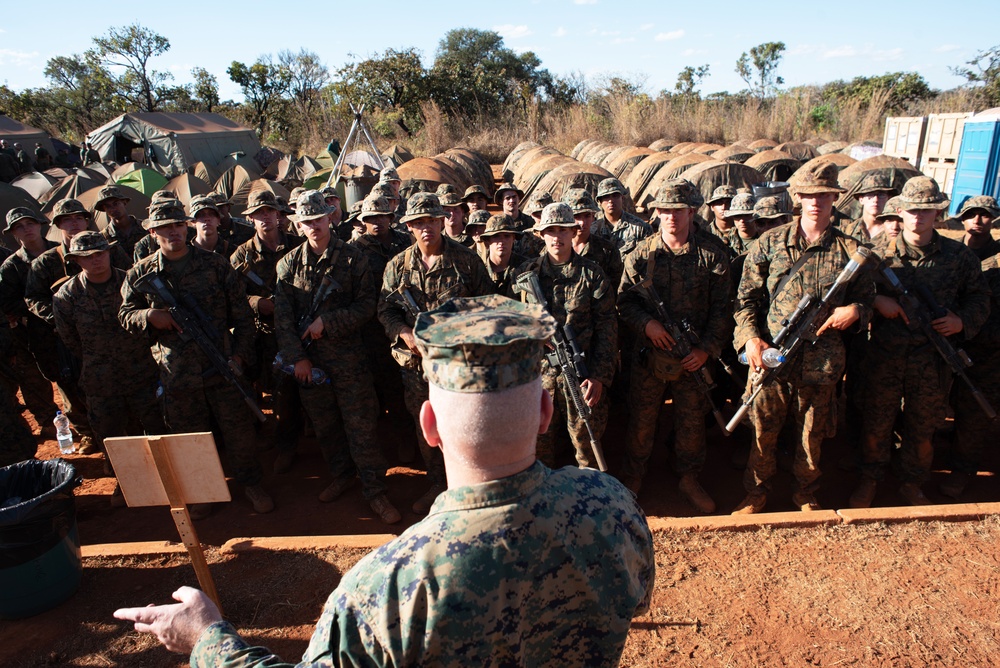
left=575, top=231, right=624, bottom=293
left=592, top=210, right=652, bottom=257
left=189, top=462, right=655, bottom=668
left=25, top=241, right=131, bottom=324
left=956, top=195, right=1000, bottom=219
left=478, top=215, right=527, bottom=294
left=854, top=171, right=895, bottom=196
left=274, top=239, right=389, bottom=500
left=707, top=184, right=737, bottom=205
left=400, top=192, right=445, bottom=224
left=231, top=231, right=304, bottom=332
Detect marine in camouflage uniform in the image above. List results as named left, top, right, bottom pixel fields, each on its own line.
left=617, top=182, right=732, bottom=512
left=593, top=177, right=653, bottom=256
left=188, top=195, right=233, bottom=257
left=93, top=185, right=146, bottom=261
left=497, top=182, right=543, bottom=258
left=52, top=232, right=164, bottom=458
left=706, top=184, right=738, bottom=241
left=211, top=192, right=256, bottom=247
left=378, top=192, right=493, bottom=513
left=139, top=295, right=655, bottom=667
left=477, top=214, right=527, bottom=295
left=512, top=203, right=617, bottom=469
left=563, top=187, right=625, bottom=290
left=841, top=172, right=896, bottom=244
left=274, top=191, right=399, bottom=524
left=133, top=192, right=198, bottom=263
left=733, top=163, right=875, bottom=513
left=954, top=195, right=1000, bottom=261
left=851, top=178, right=991, bottom=508
left=723, top=193, right=761, bottom=257
left=438, top=185, right=474, bottom=248
left=0, top=323, right=36, bottom=468
left=119, top=202, right=273, bottom=514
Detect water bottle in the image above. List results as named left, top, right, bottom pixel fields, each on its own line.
left=54, top=411, right=74, bottom=455
left=738, top=348, right=786, bottom=369
left=273, top=353, right=329, bottom=386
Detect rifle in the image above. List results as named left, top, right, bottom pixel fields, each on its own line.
left=133, top=272, right=266, bottom=422
left=234, top=262, right=270, bottom=297
left=880, top=267, right=996, bottom=419
left=514, top=270, right=608, bottom=472
left=628, top=276, right=728, bottom=432
left=726, top=247, right=873, bottom=434
left=296, top=274, right=341, bottom=349
left=384, top=283, right=424, bottom=369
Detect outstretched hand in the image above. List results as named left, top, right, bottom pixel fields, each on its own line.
left=114, top=586, right=222, bottom=654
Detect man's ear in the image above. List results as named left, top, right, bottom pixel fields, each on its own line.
left=538, top=387, right=554, bottom=435
left=419, top=399, right=441, bottom=449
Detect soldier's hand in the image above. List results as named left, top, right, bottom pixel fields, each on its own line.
left=873, top=296, right=908, bottom=324
left=300, top=316, right=324, bottom=341
left=681, top=347, right=709, bottom=372
left=744, top=337, right=768, bottom=372
left=581, top=378, right=603, bottom=407
left=932, top=310, right=964, bottom=336
left=147, top=309, right=182, bottom=333
left=400, top=328, right=421, bottom=356
left=257, top=298, right=275, bottom=317
left=293, top=359, right=313, bottom=384
left=816, top=304, right=861, bottom=336
left=644, top=319, right=675, bottom=351
left=113, top=586, right=222, bottom=654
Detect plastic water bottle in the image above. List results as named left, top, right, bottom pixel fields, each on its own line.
left=738, top=348, right=786, bottom=369
left=273, top=353, right=329, bottom=386
left=54, top=411, right=74, bottom=455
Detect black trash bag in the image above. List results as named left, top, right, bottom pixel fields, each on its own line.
left=0, top=459, right=81, bottom=568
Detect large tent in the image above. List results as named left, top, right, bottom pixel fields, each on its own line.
left=86, top=113, right=261, bottom=179
left=0, top=115, right=56, bottom=158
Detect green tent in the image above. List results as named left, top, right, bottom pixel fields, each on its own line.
left=117, top=167, right=168, bottom=196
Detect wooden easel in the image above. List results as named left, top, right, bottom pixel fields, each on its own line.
left=104, top=433, right=231, bottom=611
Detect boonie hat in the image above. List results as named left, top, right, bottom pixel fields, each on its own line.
left=401, top=192, right=446, bottom=224
left=956, top=195, right=999, bottom=219
left=480, top=214, right=523, bottom=239
left=876, top=196, right=904, bottom=221
left=723, top=193, right=758, bottom=219
left=648, top=180, right=703, bottom=210
left=65, top=230, right=113, bottom=259
left=854, top=172, right=896, bottom=197
left=707, top=185, right=738, bottom=205
left=754, top=195, right=789, bottom=220
left=188, top=195, right=220, bottom=218
left=93, top=185, right=132, bottom=212
left=534, top=202, right=577, bottom=231
left=52, top=198, right=92, bottom=224
left=523, top=191, right=553, bottom=217
left=291, top=190, right=331, bottom=222
left=898, top=176, right=949, bottom=211
left=4, top=207, right=44, bottom=232
left=466, top=210, right=491, bottom=231
left=144, top=202, right=190, bottom=230
left=380, top=166, right=401, bottom=183
left=596, top=178, right=627, bottom=199
left=791, top=162, right=846, bottom=195
left=358, top=195, right=394, bottom=221
left=463, top=185, right=489, bottom=202
left=494, top=182, right=524, bottom=205
left=244, top=190, right=281, bottom=215
left=563, top=188, right=600, bottom=214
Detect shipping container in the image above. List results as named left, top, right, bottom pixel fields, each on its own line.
left=922, top=113, right=971, bottom=164
left=883, top=116, right=927, bottom=166
left=949, top=120, right=1000, bottom=216
left=921, top=159, right=956, bottom=196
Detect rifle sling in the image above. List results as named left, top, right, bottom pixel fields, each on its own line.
left=771, top=247, right=817, bottom=305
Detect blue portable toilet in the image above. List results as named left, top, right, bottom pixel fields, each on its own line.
left=950, top=119, right=1000, bottom=216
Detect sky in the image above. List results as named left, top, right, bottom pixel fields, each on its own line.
left=0, top=0, right=995, bottom=102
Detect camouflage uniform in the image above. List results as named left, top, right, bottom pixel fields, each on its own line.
left=100, top=215, right=146, bottom=261
left=188, top=295, right=654, bottom=668
left=705, top=184, right=738, bottom=242
left=119, top=241, right=262, bottom=487
left=52, top=233, right=164, bottom=449
left=0, top=324, right=37, bottom=468
left=592, top=178, right=653, bottom=257
left=274, top=228, right=389, bottom=501
left=477, top=214, right=527, bottom=295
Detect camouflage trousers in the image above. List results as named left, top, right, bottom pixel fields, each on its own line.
left=401, top=367, right=446, bottom=486
left=364, top=325, right=408, bottom=423
left=745, top=379, right=837, bottom=495
left=299, top=351, right=388, bottom=500
left=162, top=376, right=262, bottom=486
left=0, top=378, right=37, bottom=468
left=537, top=362, right=609, bottom=470
left=87, top=383, right=166, bottom=452
left=621, top=363, right=707, bottom=483
left=860, top=349, right=943, bottom=484
left=949, top=348, right=1000, bottom=475
left=9, top=326, right=58, bottom=427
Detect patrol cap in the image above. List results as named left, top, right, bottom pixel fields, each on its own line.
left=956, top=195, right=1000, bottom=219
left=65, top=230, right=113, bottom=259
left=188, top=195, right=221, bottom=218
left=854, top=171, right=896, bottom=197
left=523, top=191, right=553, bottom=217
left=144, top=202, right=190, bottom=230
left=534, top=202, right=577, bottom=231
left=291, top=190, right=331, bottom=222
left=754, top=195, right=789, bottom=220
left=93, top=185, right=132, bottom=212
left=358, top=195, right=394, bottom=221
left=480, top=214, right=523, bottom=239
left=876, top=196, right=904, bottom=221
left=244, top=189, right=281, bottom=215
left=494, top=182, right=524, bottom=205
left=898, top=176, right=949, bottom=211
left=414, top=294, right=556, bottom=393
left=563, top=188, right=600, bottom=214
left=462, top=185, right=489, bottom=202
left=707, top=184, right=738, bottom=205
left=466, top=209, right=491, bottom=231
left=648, top=180, right=703, bottom=210
left=402, top=192, right=446, bottom=224
left=4, top=207, right=45, bottom=232
left=596, top=177, right=627, bottom=199
left=791, top=162, right=846, bottom=195
left=51, top=198, right=92, bottom=225
left=723, top=193, right=758, bottom=219
left=380, top=166, right=401, bottom=184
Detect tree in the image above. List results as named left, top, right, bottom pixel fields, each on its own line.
left=42, top=51, right=119, bottom=134
left=333, top=48, right=428, bottom=136
left=227, top=56, right=291, bottom=137
left=821, top=72, right=935, bottom=113
left=278, top=49, right=330, bottom=136
left=675, top=65, right=710, bottom=97
left=190, top=67, right=219, bottom=112
left=92, top=23, right=175, bottom=111
left=736, top=42, right=786, bottom=97
left=952, top=44, right=1000, bottom=106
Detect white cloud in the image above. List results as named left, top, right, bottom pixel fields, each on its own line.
left=935, top=44, right=961, bottom=53
left=600, top=30, right=621, bottom=36
left=655, top=30, right=685, bottom=41
left=611, top=37, right=637, bottom=45
left=822, top=44, right=903, bottom=62
left=553, top=27, right=568, bottom=38
left=493, top=24, right=532, bottom=40
left=823, top=45, right=858, bottom=59
left=639, top=23, right=654, bottom=31
left=0, top=48, right=39, bottom=67
left=574, top=0, right=597, bottom=4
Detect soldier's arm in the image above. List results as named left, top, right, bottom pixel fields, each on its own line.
left=699, top=252, right=733, bottom=359
left=273, top=259, right=306, bottom=365
left=24, top=257, right=56, bottom=324
left=52, top=289, right=83, bottom=361
left=221, top=261, right=257, bottom=364
left=111, top=244, right=134, bottom=271
left=841, top=243, right=875, bottom=332
left=377, top=257, right=409, bottom=342
left=118, top=268, right=156, bottom=336
left=616, top=252, right=655, bottom=335
left=588, top=268, right=618, bottom=387
left=229, top=246, right=265, bottom=314
left=605, top=244, right=624, bottom=292
left=467, top=251, right=495, bottom=298
left=322, top=252, right=377, bottom=339
left=953, top=249, right=993, bottom=340
left=732, top=241, right=771, bottom=352
left=0, top=257, right=28, bottom=318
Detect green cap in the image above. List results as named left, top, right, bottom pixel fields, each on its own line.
left=596, top=177, right=627, bottom=199
left=876, top=196, right=904, bottom=220
left=93, top=185, right=132, bottom=212
left=706, top=185, right=737, bottom=205
left=414, top=294, right=556, bottom=393
left=754, top=195, right=788, bottom=220
left=854, top=172, right=896, bottom=197
left=466, top=209, right=491, bottom=230
left=144, top=202, right=190, bottom=230
left=358, top=195, right=394, bottom=221
left=898, top=176, right=949, bottom=211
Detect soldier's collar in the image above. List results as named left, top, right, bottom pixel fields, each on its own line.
left=428, top=461, right=547, bottom=513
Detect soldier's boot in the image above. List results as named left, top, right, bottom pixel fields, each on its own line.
left=78, top=435, right=99, bottom=455
left=791, top=491, right=821, bottom=512
left=412, top=483, right=447, bottom=514
left=244, top=485, right=275, bottom=513
left=370, top=494, right=402, bottom=525
left=731, top=493, right=767, bottom=515
left=939, top=471, right=971, bottom=499
left=318, top=476, right=356, bottom=503
left=898, top=483, right=931, bottom=506
left=678, top=474, right=715, bottom=514
left=273, top=450, right=295, bottom=474
left=849, top=477, right=877, bottom=509
left=188, top=503, right=215, bottom=520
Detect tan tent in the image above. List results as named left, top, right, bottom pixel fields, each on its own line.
left=40, top=172, right=105, bottom=209
left=0, top=115, right=56, bottom=158
left=624, top=152, right=675, bottom=207
left=634, top=153, right=712, bottom=211
left=77, top=184, right=151, bottom=231
left=774, top=142, right=818, bottom=162
left=744, top=150, right=802, bottom=182
left=678, top=160, right=768, bottom=219
left=10, top=172, right=59, bottom=201
left=233, top=178, right=291, bottom=215
left=165, top=173, right=213, bottom=205
left=192, top=161, right=220, bottom=186
left=215, top=165, right=258, bottom=205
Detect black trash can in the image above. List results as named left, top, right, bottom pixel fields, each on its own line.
left=0, top=459, right=82, bottom=619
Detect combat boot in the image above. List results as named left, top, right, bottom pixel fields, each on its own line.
left=272, top=450, right=295, bottom=474
left=898, top=483, right=930, bottom=506
left=731, top=493, right=766, bottom=515
left=370, top=494, right=402, bottom=525
left=188, top=503, right=214, bottom=520
left=849, top=477, right=877, bottom=508
left=412, top=483, right=447, bottom=514
left=791, top=491, right=821, bottom=512
left=245, top=485, right=275, bottom=513
left=939, top=471, right=971, bottom=499
left=678, top=474, right=715, bottom=514
left=318, top=476, right=356, bottom=503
